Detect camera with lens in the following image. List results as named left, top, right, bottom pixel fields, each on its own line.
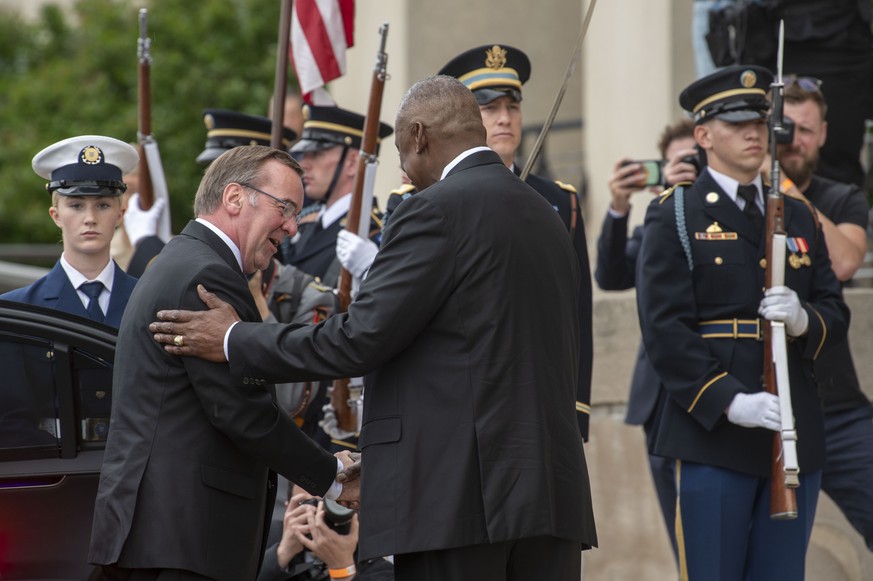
left=300, top=498, right=355, bottom=535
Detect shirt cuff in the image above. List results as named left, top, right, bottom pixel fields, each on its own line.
left=223, top=321, right=240, bottom=361
left=323, top=458, right=343, bottom=500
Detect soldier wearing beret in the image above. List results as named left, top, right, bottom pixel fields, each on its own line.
left=636, top=65, right=850, bottom=579
left=280, top=105, right=392, bottom=288
left=1, top=135, right=139, bottom=327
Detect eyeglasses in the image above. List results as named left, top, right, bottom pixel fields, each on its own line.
left=784, top=75, right=823, bottom=92
left=237, top=182, right=297, bottom=221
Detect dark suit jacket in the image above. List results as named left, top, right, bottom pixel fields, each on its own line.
left=521, top=170, right=593, bottom=439
left=227, top=150, right=597, bottom=560
left=637, top=170, right=849, bottom=476
left=0, top=260, right=136, bottom=328
left=594, top=213, right=660, bottom=427
left=89, top=221, right=337, bottom=581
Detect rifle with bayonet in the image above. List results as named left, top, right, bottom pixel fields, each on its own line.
left=764, top=19, right=799, bottom=520
left=137, top=8, right=154, bottom=209
left=331, top=23, right=390, bottom=434
left=135, top=8, right=172, bottom=241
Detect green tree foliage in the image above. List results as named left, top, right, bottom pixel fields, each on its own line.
left=0, top=0, right=295, bottom=243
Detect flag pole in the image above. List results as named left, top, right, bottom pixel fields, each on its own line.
left=271, top=0, right=294, bottom=148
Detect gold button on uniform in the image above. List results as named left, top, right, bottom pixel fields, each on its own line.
left=759, top=258, right=767, bottom=269
left=714, top=257, right=723, bottom=265
left=706, top=192, right=719, bottom=203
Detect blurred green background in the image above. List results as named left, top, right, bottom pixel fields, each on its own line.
left=0, top=0, right=295, bottom=253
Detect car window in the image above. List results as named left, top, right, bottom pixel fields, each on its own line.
left=0, top=331, right=113, bottom=460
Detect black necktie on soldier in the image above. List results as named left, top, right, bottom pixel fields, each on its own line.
left=79, top=281, right=105, bottom=323
left=737, top=184, right=763, bottom=237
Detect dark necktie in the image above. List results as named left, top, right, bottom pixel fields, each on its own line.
left=737, top=184, right=763, bottom=236
left=79, top=281, right=105, bottom=323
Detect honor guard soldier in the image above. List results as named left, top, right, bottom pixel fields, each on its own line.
left=636, top=65, right=849, bottom=580
left=438, top=43, right=593, bottom=440
left=280, top=105, right=392, bottom=287
left=1, top=136, right=139, bottom=327
left=195, top=108, right=298, bottom=165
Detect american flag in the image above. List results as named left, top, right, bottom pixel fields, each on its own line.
left=290, top=0, right=355, bottom=105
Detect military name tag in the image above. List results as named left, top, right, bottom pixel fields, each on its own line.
left=695, top=232, right=738, bottom=240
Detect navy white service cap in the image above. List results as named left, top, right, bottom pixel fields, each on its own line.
left=33, top=135, right=138, bottom=196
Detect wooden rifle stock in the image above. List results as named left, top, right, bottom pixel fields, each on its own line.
left=331, top=24, right=390, bottom=433
left=765, top=20, right=798, bottom=519
left=763, top=193, right=798, bottom=520
left=137, top=8, right=154, bottom=210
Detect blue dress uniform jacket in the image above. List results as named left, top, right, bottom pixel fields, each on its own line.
left=0, top=260, right=136, bottom=328
left=519, top=169, right=593, bottom=440
left=637, top=170, right=849, bottom=477
left=89, top=221, right=337, bottom=581
left=226, top=151, right=597, bottom=561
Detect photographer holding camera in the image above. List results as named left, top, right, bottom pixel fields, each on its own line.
left=258, top=486, right=393, bottom=581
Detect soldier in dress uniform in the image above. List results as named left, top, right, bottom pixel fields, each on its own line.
left=280, top=105, right=392, bottom=288
left=636, top=64, right=849, bottom=580
left=1, top=135, right=139, bottom=327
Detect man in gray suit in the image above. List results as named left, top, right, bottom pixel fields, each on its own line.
left=89, top=146, right=356, bottom=581
left=151, top=76, right=597, bottom=580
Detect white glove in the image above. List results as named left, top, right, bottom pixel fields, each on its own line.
left=318, top=402, right=356, bottom=440
left=758, top=285, right=809, bottom=337
left=726, top=392, right=781, bottom=431
left=336, top=230, right=378, bottom=279
left=123, top=193, right=166, bottom=247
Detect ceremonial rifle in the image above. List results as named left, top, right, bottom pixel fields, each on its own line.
left=331, top=23, right=390, bottom=434
left=270, top=0, right=293, bottom=148
left=136, top=8, right=172, bottom=240
left=137, top=8, right=153, bottom=209
left=519, top=0, right=597, bottom=181
left=765, top=20, right=799, bottom=520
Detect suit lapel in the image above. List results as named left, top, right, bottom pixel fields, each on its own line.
left=43, top=263, right=91, bottom=318
left=181, top=221, right=246, bottom=279
left=105, top=263, right=136, bottom=327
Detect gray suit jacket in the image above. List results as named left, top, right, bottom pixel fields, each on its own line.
left=89, top=221, right=337, bottom=581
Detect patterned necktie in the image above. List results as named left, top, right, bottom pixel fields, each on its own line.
left=737, top=184, right=763, bottom=236
left=79, top=281, right=105, bottom=323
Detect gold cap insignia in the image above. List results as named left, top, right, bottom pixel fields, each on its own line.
left=706, top=221, right=723, bottom=233
left=706, top=192, right=719, bottom=203
left=80, top=146, right=103, bottom=165
left=740, top=70, right=757, bottom=88
left=302, top=105, right=311, bottom=121
left=485, top=45, right=507, bottom=70
left=204, top=113, right=215, bottom=130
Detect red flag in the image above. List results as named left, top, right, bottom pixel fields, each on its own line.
left=290, top=0, right=355, bottom=104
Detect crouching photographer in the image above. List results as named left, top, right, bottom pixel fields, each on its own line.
left=258, top=487, right=393, bottom=581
